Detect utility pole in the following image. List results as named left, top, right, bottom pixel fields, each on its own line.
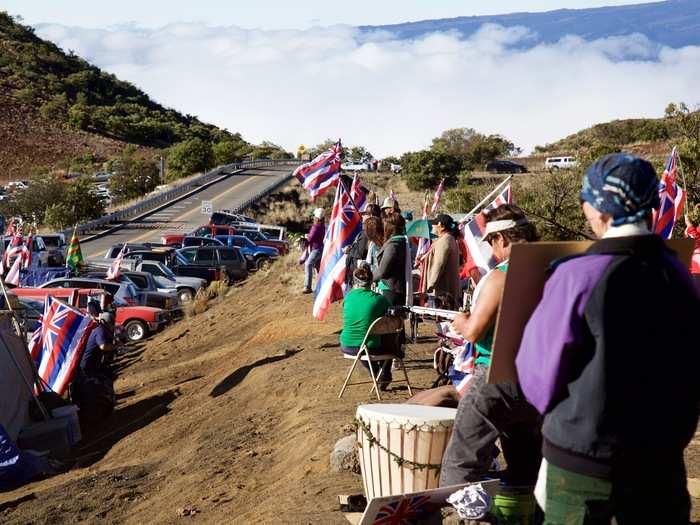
left=159, top=156, right=165, bottom=185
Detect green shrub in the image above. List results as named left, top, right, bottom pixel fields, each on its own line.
left=166, top=138, right=215, bottom=180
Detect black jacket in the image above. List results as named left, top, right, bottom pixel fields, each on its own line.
left=374, top=237, right=407, bottom=294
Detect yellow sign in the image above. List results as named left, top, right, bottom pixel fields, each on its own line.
left=297, top=144, right=306, bottom=153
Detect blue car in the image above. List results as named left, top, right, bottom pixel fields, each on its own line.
left=214, top=235, right=279, bottom=270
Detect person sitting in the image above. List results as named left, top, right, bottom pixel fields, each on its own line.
left=340, top=265, right=393, bottom=388
left=439, top=205, right=542, bottom=488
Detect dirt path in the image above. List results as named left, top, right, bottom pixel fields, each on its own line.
left=1, top=255, right=698, bottom=524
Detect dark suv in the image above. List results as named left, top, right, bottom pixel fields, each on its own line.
left=485, top=160, right=528, bottom=174
left=176, top=246, right=248, bottom=282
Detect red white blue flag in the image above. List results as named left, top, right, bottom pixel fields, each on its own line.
left=312, top=176, right=366, bottom=320
left=430, top=178, right=445, bottom=214
left=461, top=185, right=512, bottom=276
left=294, top=141, right=342, bottom=200
left=107, top=243, right=126, bottom=281
left=372, top=494, right=431, bottom=524
left=29, top=296, right=96, bottom=395
left=653, top=147, right=685, bottom=239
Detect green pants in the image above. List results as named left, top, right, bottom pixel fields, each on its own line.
left=543, top=459, right=690, bottom=525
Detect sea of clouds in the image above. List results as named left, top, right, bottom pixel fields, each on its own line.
left=37, top=22, right=700, bottom=156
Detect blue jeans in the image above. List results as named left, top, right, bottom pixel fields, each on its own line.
left=304, top=249, right=322, bottom=290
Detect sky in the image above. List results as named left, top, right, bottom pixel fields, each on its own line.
left=5, top=1, right=699, bottom=157
left=5, top=1, right=652, bottom=30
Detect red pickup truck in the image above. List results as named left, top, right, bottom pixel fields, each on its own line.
left=12, top=288, right=168, bottom=342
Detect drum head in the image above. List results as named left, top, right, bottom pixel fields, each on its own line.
left=356, top=403, right=457, bottom=427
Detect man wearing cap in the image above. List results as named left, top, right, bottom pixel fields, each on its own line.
left=516, top=153, right=700, bottom=524
left=303, top=208, right=326, bottom=294
left=422, top=213, right=461, bottom=309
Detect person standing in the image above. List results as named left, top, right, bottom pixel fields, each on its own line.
left=516, top=153, right=700, bottom=524
left=303, top=208, right=325, bottom=294
left=344, top=204, right=381, bottom=285
left=373, top=213, right=408, bottom=307
left=423, top=213, right=462, bottom=309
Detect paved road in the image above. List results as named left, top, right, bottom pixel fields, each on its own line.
left=82, top=166, right=292, bottom=257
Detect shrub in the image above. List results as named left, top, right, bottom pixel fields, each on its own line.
left=166, top=138, right=215, bottom=180
left=108, top=149, right=160, bottom=202
left=400, top=150, right=462, bottom=191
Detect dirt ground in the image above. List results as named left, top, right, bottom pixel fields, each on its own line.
left=1, top=254, right=699, bottom=524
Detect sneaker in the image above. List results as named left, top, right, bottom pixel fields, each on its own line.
left=302, top=287, right=312, bottom=294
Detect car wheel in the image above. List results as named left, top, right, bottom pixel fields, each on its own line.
left=125, top=320, right=148, bottom=342
left=255, top=257, right=270, bottom=270
left=178, top=288, right=195, bottom=303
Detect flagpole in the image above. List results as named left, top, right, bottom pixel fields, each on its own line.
left=461, top=175, right=514, bottom=223
left=675, top=147, right=690, bottom=218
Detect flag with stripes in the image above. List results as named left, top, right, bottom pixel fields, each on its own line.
left=461, top=185, right=512, bottom=276
left=28, top=296, right=96, bottom=395
left=430, top=178, right=445, bottom=214
left=65, top=227, right=85, bottom=272
left=312, top=176, right=366, bottom=320
left=294, top=141, right=342, bottom=200
left=1, top=230, right=31, bottom=276
left=653, top=147, right=685, bottom=239
left=107, top=244, right=126, bottom=281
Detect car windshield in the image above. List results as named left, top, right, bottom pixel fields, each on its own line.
left=41, top=236, right=61, bottom=248
left=159, top=264, right=177, bottom=280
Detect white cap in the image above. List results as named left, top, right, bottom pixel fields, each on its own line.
left=313, top=208, right=325, bottom=219
left=381, top=197, right=397, bottom=209
left=482, top=218, right=530, bottom=238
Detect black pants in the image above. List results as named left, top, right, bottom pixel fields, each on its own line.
left=440, top=372, right=542, bottom=487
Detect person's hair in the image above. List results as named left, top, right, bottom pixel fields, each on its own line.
left=364, top=204, right=381, bottom=218
left=483, top=204, right=539, bottom=244
left=353, top=265, right=373, bottom=287
left=364, top=216, right=384, bottom=245
left=383, top=213, right=406, bottom=242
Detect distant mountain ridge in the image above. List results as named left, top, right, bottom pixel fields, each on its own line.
left=360, top=1, right=700, bottom=49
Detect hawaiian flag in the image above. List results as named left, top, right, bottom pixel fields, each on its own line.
left=415, top=192, right=431, bottom=265
left=107, top=243, right=126, bottom=281
left=372, top=495, right=431, bottom=524
left=653, top=147, right=685, bottom=239
left=461, top=185, right=513, bottom=276
left=1, top=228, right=31, bottom=276
left=430, top=178, right=445, bottom=214
left=312, top=176, right=366, bottom=320
left=294, top=141, right=342, bottom=200
left=4, top=255, right=23, bottom=286
left=28, top=296, right=96, bottom=395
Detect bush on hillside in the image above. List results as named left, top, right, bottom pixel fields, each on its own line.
left=431, top=128, right=519, bottom=169
left=166, top=138, right=215, bottom=180
left=213, top=137, right=250, bottom=165
left=400, top=150, right=462, bottom=191
left=108, top=148, right=160, bottom=202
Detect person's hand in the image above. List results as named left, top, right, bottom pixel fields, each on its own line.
left=451, top=312, right=470, bottom=336
left=343, top=246, right=351, bottom=254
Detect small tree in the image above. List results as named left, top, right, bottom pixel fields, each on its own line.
left=213, top=139, right=249, bottom=165
left=166, top=138, right=215, bottom=180
left=401, top=150, right=462, bottom=191
left=108, top=149, right=160, bottom=202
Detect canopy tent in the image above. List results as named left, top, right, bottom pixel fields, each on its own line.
left=0, top=313, right=34, bottom=442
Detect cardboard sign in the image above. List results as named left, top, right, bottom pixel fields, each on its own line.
left=488, top=239, right=694, bottom=384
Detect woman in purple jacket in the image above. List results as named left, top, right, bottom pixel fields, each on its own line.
left=303, top=208, right=326, bottom=294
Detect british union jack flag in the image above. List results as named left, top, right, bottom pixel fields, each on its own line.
left=653, top=147, right=685, bottom=239
left=372, top=495, right=431, bottom=524
left=29, top=296, right=96, bottom=395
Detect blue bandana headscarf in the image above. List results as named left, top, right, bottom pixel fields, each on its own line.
left=581, top=153, right=660, bottom=226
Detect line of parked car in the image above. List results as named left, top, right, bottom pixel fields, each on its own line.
left=7, top=211, right=288, bottom=345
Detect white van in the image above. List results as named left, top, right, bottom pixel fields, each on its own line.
left=545, top=157, right=577, bottom=170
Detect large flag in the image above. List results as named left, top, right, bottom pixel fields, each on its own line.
left=1, top=229, right=31, bottom=275
left=107, top=243, right=126, bottom=281
left=461, top=185, right=513, bottom=276
left=294, top=141, right=342, bottom=200
left=312, top=176, right=366, bottom=320
left=65, top=227, right=85, bottom=272
left=28, top=296, right=96, bottom=395
left=430, top=178, right=446, bottom=214
left=4, top=255, right=23, bottom=286
left=653, top=147, right=685, bottom=239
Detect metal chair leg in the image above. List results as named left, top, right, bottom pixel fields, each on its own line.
left=338, top=353, right=362, bottom=398
left=399, top=358, right=413, bottom=396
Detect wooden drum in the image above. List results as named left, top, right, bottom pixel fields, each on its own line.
left=356, top=404, right=457, bottom=499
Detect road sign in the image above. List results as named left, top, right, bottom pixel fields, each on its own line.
left=201, top=200, right=213, bottom=215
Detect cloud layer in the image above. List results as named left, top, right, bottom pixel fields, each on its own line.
left=37, top=23, right=700, bottom=156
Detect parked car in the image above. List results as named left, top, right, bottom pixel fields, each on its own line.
left=485, top=160, right=528, bottom=174
left=190, top=224, right=238, bottom=238
left=176, top=246, right=248, bottom=281
left=103, top=243, right=169, bottom=259
left=124, top=248, right=225, bottom=285
left=122, top=271, right=182, bottom=318
left=85, top=271, right=179, bottom=315
left=341, top=162, right=370, bottom=172
left=161, top=234, right=186, bottom=247
left=214, top=235, right=278, bottom=270
left=40, top=277, right=140, bottom=306
left=544, top=156, right=577, bottom=170
left=181, top=236, right=225, bottom=248
left=2, top=236, right=50, bottom=267
left=236, top=230, right=289, bottom=255
left=209, top=211, right=256, bottom=226
left=38, top=233, right=67, bottom=266
left=14, top=287, right=167, bottom=342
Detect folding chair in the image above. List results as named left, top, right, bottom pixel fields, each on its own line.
left=338, top=315, right=413, bottom=401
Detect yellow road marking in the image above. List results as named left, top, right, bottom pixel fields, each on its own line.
left=87, top=174, right=266, bottom=257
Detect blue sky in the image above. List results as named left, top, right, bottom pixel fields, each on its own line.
left=5, top=1, right=652, bottom=29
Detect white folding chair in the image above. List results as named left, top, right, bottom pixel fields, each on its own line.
left=338, top=315, right=413, bottom=401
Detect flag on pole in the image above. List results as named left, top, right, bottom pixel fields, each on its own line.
left=461, top=185, right=513, bottom=276
left=65, top=227, right=85, bottom=272
left=1, top=228, right=31, bottom=275
left=107, top=243, right=126, bottom=281
left=312, top=176, right=366, bottom=320
left=430, top=178, right=446, bottom=214
left=293, top=141, right=342, bottom=200
left=653, top=147, right=685, bottom=239
left=415, top=192, right=432, bottom=265
left=4, top=254, right=23, bottom=286
left=28, top=296, right=96, bottom=395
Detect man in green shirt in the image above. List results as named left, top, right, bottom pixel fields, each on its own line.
left=340, top=265, right=392, bottom=386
